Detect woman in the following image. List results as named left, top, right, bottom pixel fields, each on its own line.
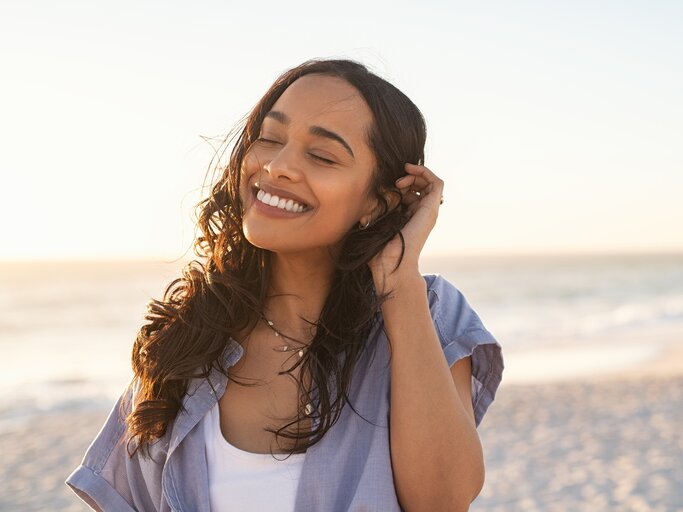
left=66, top=58, right=504, bottom=511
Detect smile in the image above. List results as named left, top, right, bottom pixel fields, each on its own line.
left=256, top=188, right=310, bottom=212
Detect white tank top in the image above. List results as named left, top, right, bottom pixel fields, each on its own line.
left=203, top=401, right=306, bottom=511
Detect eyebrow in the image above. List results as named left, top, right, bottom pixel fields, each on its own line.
left=264, top=110, right=355, bottom=159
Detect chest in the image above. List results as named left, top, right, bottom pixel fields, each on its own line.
left=217, top=331, right=313, bottom=455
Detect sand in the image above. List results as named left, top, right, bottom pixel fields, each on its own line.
left=2, top=352, right=682, bottom=511
left=1, top=409, right=108, bottom=511
left=473, top=374, right=683, bottom=511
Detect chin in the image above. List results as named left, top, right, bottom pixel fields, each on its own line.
left=242, top=223, right=288, bottom=252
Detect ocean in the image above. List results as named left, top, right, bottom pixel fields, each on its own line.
left=1, top=253, right=682, bottom=433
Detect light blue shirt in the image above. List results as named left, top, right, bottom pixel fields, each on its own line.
left=66, top=273, right=504, bottom=511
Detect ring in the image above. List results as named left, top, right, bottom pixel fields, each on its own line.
left=411, top=190, right=421, bottom=197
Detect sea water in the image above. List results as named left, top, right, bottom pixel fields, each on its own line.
left=1, top=253, right=682, bottom=431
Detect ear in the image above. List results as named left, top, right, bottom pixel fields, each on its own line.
left=359, top=183, right=401, bottom=224
left=374, top=184, right=401, bottom=216
left=359, top=186, right=402, bottom=225
left=383, top=185, right=402, bottom=211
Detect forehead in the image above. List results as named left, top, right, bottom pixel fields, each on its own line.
left=268, top=74, right=373, bottom=139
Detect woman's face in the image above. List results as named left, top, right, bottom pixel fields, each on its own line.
left=239, top=74, right=379, bottom=256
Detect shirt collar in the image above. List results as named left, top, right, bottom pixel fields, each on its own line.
left=166, top=338, right=244, bottom=459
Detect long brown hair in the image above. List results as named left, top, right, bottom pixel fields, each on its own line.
left=121, top=58, right=427, bottom=459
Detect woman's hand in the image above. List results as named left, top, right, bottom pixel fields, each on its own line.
left=368, top=162, right=444, bottom=290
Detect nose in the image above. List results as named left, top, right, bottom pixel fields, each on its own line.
left=263, top=143, right=303, bottom=182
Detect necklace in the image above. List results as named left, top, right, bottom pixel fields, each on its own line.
left=261, top=313, right=308, bottom=358
left=260, top=313, right=314, bottom=416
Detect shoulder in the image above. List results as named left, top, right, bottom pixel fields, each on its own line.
left=420, top=273, right=505, bottom=427
left=65, top=377, right=168, bottom=510
left=421, top=273, right=489, bottom=344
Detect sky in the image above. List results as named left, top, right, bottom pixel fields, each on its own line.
left=1, top=0, right=681, bottom=261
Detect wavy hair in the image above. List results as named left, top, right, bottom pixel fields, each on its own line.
left=121, top=58, right=427, bottom=459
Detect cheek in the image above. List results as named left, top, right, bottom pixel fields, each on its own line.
left=241, top=151, right=257, bottom=178
left=318, top=186, right=367, bottom=228
left=239, top=152, right=260, bottom=194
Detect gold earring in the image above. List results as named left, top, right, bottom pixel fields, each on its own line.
left=359, top=219, right=371, bottom=230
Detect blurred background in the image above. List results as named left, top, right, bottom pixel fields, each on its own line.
left=1, top=1, right=681, bottom=510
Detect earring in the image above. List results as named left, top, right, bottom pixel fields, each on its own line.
left=359, top=219, right=371, bottom=230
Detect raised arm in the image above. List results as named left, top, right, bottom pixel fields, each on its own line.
left=382, top=273, right=484, bottom=512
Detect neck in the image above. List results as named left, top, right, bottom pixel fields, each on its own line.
left=264, top=250, right=335, bottom=342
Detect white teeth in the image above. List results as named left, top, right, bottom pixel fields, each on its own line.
left=256, top=188, right=307, bottom=213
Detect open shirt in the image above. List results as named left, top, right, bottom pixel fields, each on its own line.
left=65, top=273, right=505, bottom=511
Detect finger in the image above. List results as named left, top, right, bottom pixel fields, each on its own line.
left=397, top=179, right=440, bottom=203
left=397, top=164, right=445, bottom=209
left=397, top=184, right=422, bottom=204
left=398, top=165, right=442, bottom=188
left=395, top=174, right=432, bottom=191
left=399, top=186, right=441, bottom=209
left=396, top=176, right=430, bottom=192
left=405, top=195, right=424, bottom=217
left=404, top=162, right=437, bottom=178
left=395, top=163, right=430, bottom=182
left=395, top=174, right=418, bottom=187
left=404, top=163, right=444, bottom=186
left=406, top=164, right=444, bottom=198
left=400, top=188, right=422, bottom=207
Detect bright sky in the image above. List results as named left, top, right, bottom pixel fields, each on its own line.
left=1, top=0, right=681, bottom=261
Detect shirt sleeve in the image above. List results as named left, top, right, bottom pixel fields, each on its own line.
left=425, top=273, right=504, bottom=428
left=64, top=377, right=159, bottom=511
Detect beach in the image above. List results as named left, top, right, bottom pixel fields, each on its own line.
left=473, top=364, right=683, bottom=511
left=0, top=348, right=680, bottom=511
left=2, top=255, right=682, bottom=510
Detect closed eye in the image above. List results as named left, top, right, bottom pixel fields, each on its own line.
left=256, top=137, right=281, bottom=145
left=310, top=154, right=336, bottom=165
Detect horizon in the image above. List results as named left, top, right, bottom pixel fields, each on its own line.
left=1, top=249, right=682, bottom=265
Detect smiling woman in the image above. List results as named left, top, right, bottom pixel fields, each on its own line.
left=240, top=74, right=386, bottom=256
left=65, top=58, right=504, bottom=512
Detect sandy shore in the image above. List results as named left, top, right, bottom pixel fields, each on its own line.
left=474, top=373, right=683, bottom=511
left=2, top=356, right=682, bottom=511
left=1, top=409, right=109, bottom=511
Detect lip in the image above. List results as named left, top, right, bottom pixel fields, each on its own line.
left=252, top=182, right=311, bottom=209
left=250, top=185, right=313, bottom=218
left=251, top=185, right=313, bottom=219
